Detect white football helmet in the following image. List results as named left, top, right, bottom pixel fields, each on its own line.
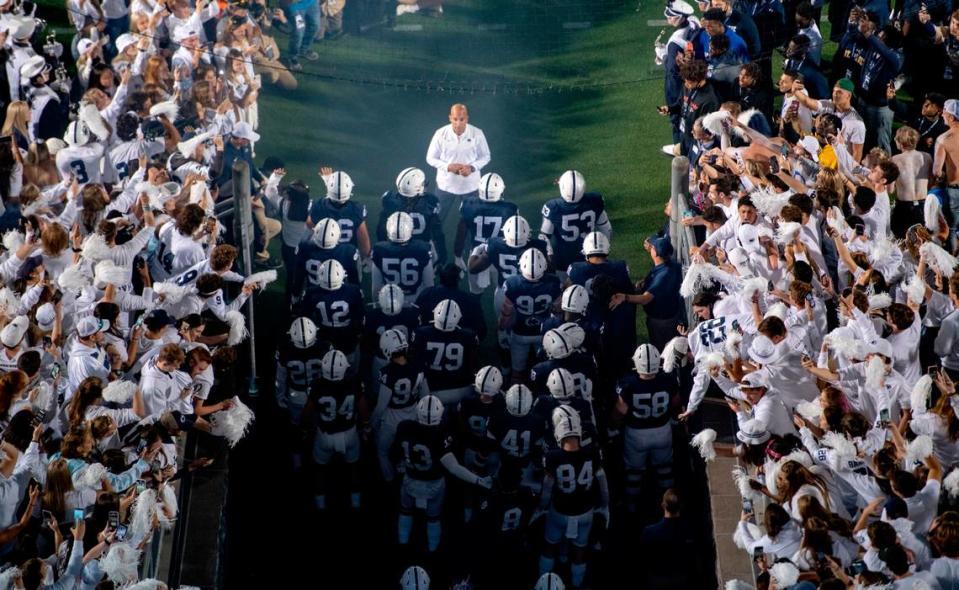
left=534, top=573, right=565, bottom=590
left=63, top=121, right=91, bottom=146
left=379, top=328, right=408, bottom=358
left=396, top=167, right=427, bottom=198
left=400, top=566, right=430, bottom=590
left=558, top=170, right=585, bottom=203
left=561, top=285, right=589, bottom=314
left=378, top=284, right=405, bottom=315
left=519, top=248, right=547, bottom=281
left=326, top=170, right=354, bottom=203
left=417, top=395, right=444, bottom=426
left=505, top=384, right=533, bottom=417
left=552, top=405, right=582, bottom=442
left=312, top=217, right=341, bottom=249
left=386, top=212, right=414, bottom=243
left=542, top=328, right=574, bottom=360
left=633, top=343, right=661, bottom=374
left=288, top=317, right=318, bottom=349
left=556, top=322, right=586, bottom=350
left=432, top=299, right=461, bottom=332
left=479, top=172, right=505, bottom=202
left=320, top=349, right=349, bottom=381
left=474, top=365, right=503, bottom=396
left=316, top=259, right=345, bottom=291
left=547, top=368, right=576, bottom=401
left=502, top=215, right=530, bottom=248
left=582, top=231, right=610, bottom=256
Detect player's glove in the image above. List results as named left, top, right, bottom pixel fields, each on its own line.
left=475, top=475, right=493, bottom=489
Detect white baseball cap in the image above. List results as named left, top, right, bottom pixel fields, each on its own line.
left=76, top=316, right=110, bottom=338
left=35, top=303, right=55, bottom=332
left=231, top=122, right=260, bottom=143
left=115, top=33, right=137, bottom=54
left=736, top=418, right=771, bottom=445
left=0, top=316, right=28, bottom=348
left=19, top=55, right=48, bottom=80
left=740, top=371, right=769, bottom=389
left=945, top=99, right=959, bottom=120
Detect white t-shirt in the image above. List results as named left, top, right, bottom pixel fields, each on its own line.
left=905, top=479, right=941, bottom=535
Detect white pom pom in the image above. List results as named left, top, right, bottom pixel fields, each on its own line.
left=822, top=431, right=858, bottom=471
left=126, top=580, right=165, bottom=590
left=211, top=396, right=254, bottom=447
left=911, top=579, right=933, bottom=590
left=826, top=207, right=848, bottom=234
left=702, top=110, right=731, bottom=136
left=243, top=270, right=277, bottom=287
left=702, top=351, right=726, bottom=371
left=78, top=101, right=110, bottom=141
left=731, top=465, right=761, bottom=500
left=869, top=233, right=898, bottom=266
left=81, top=233, right=112, bottom=262
left=0, top=288, right=20, bottom=317
left=865, top=355, right=887, bottom=390
left=58, top=264, right=93, bottom=292
left=75, top=462, right=107, bottom=490
left=795, top=400, right=822, bottom=422
left=0, top=566, right=19, bottom=590
left=102, top=380, right=137, bottom=404
left=904, top=274, right=927, bottom=306
left=690, top=428, right=717, bottom=462
left=680, top=263, right=739, bottom=298
left=750, top=188, right=793, bottom=219
left=925, top=194, right=942, bottom=232
left=154, top=282, right=195, bottom=305
left=775, top=221, right=802, bottom=245
left=226, top=310, right=248, bottom=346
left=906, top=434, right=934, bottom=466
left=769, top=562, right=800, bottom=587
left=824, top=328, right=865, bottom=361
left=733, top=521, right=762, bottom=550
left=868, top=293, right=892, bottom=311
left=20, top=193, right=52, bottom=218
left=921, top=241, right=959, bottom=278
left=99, top=542, right=142, bottom=584
left=149, top=100, right=179, bottom=121
left=95, top=260, right=129, bottom=287
left=767, top=450, right=812, bottom=497
left=944, top=468, right=959, bottom=500
left=661, top=336, right=690, bottom=373
left=724, top=330, right=743, bottom=359
left=2, top=231, right=23, bottom=252
left=28, top=382, right=52, bottom=413
left=911, top=374, right=933, bottom=414
left=739, top=277, right=768, bottom=300
left=158, top=483, right=178, bottom=527
left=129, top=488, right=158, bottom=540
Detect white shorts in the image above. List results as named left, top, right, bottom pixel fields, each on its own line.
left=377, top=406, right=417, bottom=456
left=313, top=427, right=360, bottom=465
left=544, top=507, right=593, bottom=547
left=624, top=423, right=673, bottom=471
left=468, top=267, right=492, bottom=294
left=400, top=476, right=446, bottom=518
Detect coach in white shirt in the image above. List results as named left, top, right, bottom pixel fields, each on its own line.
left=425, top=103, right=491, bottom=225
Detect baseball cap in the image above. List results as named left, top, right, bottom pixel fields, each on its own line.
left=115, top=33, right=137, bottom=54
left=0, top=316, right=29, bottom=348
left=834, top=78, right=855, bottom=96
left=647, top=235, right=674, bottom=258
left=231, top=122, right=260, bottom=143
left=736, top=418, right=771, bottom=445
left=944, top=99, right=959, bottom=120
left=798, top=136, right=820, bottom=162
left=737, top=224, right=762, bottom=254
left=664, top=0, right=694, bottom=17
left=35, top=303, right=56, bottom=332
left=741, top=371, right=769, bottom=389
left=870, top=339, right=893, bottom=359
left=143, top=309, right=175, bottom=330
left=76, top=316, right=110, bottom=338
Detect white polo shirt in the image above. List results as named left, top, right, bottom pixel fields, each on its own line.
left=425, top=123, right=491, bottom=196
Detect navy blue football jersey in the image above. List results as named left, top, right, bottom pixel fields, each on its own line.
left=378, top=361, right=427, bottom=410
left=275, top=339, right=331, bottom=392
left=543, top=445, right=603, bottom=516
left=393, top=420, right=454, bottom=481
left=459, top=197, right=518, bottom=248
left=309, top=375, right=360, bottom=434
left=376, top=191, right=447, bottom=263
left=540, top=192, right=606, bottom=269
left=487, top=411, right=544, bottom=466
left=371, top=240, right=433, bottom=296
left=503, top=274, right=562, bottom=336
left=412, top=325, right=478, bottom=391
left=567, top=259, right=632, bottom=294
left=616, top=372, right=678, bottom=430
left=299, top=284, right=365, bottom=352
left=309, top=199, right=367, bottom=247
left=529, top=352, right=599, bottom=403
left=293, top=239, right=361, bottom=295
left=364, top=305, right=421, bottom=361
left=458, top=393, right=506, bottom=453
left=483, top=237, right=551, bottom=282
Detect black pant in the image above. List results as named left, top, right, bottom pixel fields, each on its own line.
left=891, top=199, right=925, bottom=239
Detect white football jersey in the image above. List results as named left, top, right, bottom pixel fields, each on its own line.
left=56, top=144, right=105, bottom=185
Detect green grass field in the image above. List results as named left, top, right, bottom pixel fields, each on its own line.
left=255, top=0, right=676, bottom=299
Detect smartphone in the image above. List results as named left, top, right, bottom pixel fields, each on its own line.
left=42, top=510, right=54, bottom=526
left=743, top=498, right=754, bottom=513
left=137, top=481, right=146, bottom=494
left=850, top=559, right=866, bottom=575
left=30, top=409, right=45, bottom=427
left=708, top=154, right=718, bottom=165
left=801, top=354, right=812, bottom=364
left=879, top=407, right=891, bottom=425
left=816, top=551, right=826, bottom=563
left=115, top=524, right=128, bottom=541
left=769, top=156, right=780, bottom=174
left=855, top=224, right=865, bottom=236
left=805, top=292, right=814, bottom=304
left=73, top=508, right=84, bottom=523
left=928, top=365, right=939, bottom=376
left=753, top=546, right=764, bottom=560
left=50, top=364, right=60, bottom=379
left=108, top=510, right=119, bottom=530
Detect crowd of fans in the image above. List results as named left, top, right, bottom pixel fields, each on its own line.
left=653, top=0, right=959, bottom=588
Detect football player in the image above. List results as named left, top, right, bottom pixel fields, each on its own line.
left=291, top=217, right=361, bottom=298
left=373, top=328, right=428, bottom=482
left=412, top=300, right=478, bottom=406
left=296, top=259, right=365, bottom=367
left=500, top=248, right=561, bottom=383
left=533, top=407, right=609, bottom=589
left=274, top=316, right=330, bottom=424
left=392, top=395, right=492, bottom=552
left=363, top=284, right=420, bottom=393
left=539, top=170, right=611, bottom=281
left=533, top=368, right=597, bottom=447
left=309, top=167, right=371, bottom=258
left=371, top=212, right=435, bottom=299
left=301, top=349, right=365, bottom=510
left=400, top=566, right=430, bottom=590
left=541, top=285, right=603, bottom=354
left=377, top=167, right=447, bottom=264
left=455, top=172, right=518, bottom=293
left=56, top=120, right=106, bottom=186
left=487, top=383, right=544, bottom=493
left=530, top=324, right=597, bottom=405
left=614, top=344, right=678, bottom=513
left=534, top=573, right=565, bottom=590
left=457, top=365, right=505, bottom=522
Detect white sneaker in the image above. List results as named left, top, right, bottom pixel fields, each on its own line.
left=396, top=3, right=419, bottom=15
left=661, top=143, right=679, bottom=157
